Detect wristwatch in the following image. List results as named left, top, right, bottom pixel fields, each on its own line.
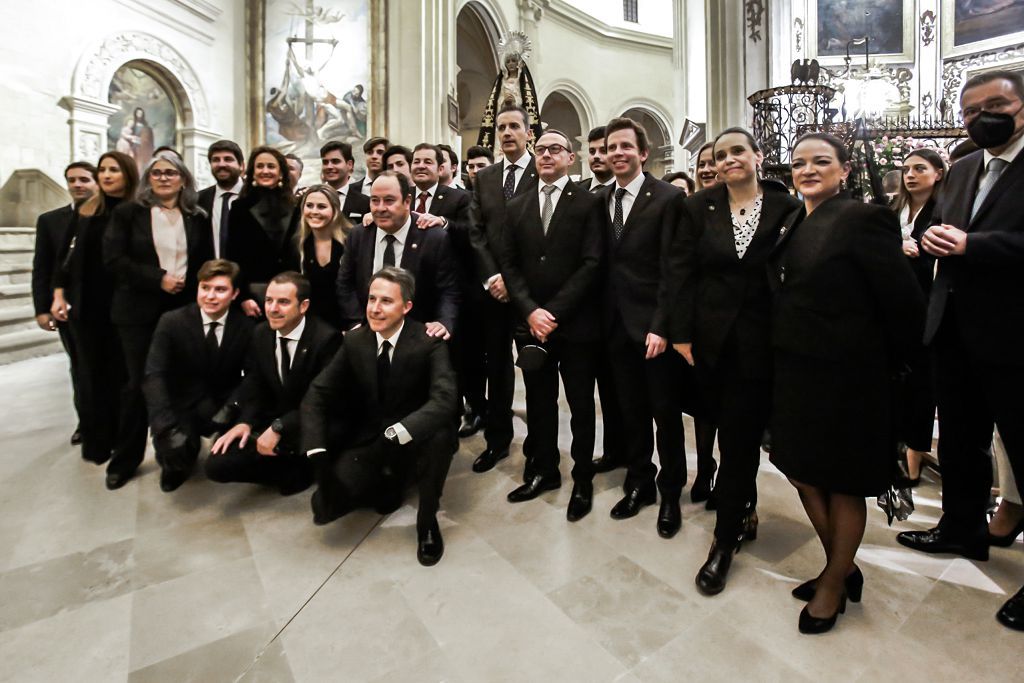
left=271, top=419, right=284, bottom=434
left=384, top=426, right=398, bottom=442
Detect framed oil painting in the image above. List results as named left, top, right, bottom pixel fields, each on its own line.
left=107, top=64, right=179, bottom=175
left=808, top=0, right=915, bottom=65
left=943, top=0, right=1024, bottom=58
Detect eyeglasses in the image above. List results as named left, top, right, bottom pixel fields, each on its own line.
left=534, top=144, right=568, bottom=156
left=150, top=169, right=181, bottom=179
left=962, top=97, right=1019, bottom=120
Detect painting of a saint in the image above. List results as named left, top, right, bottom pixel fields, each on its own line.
left=953, top=0, right=1024, bottom=46
left=107, top=66, right=177, bottom=173
left=815, top=0, right=904, bottom=57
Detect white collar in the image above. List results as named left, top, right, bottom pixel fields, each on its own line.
left=215, top=178, right=244, bottom=197
left=503, top=151, right=531, bottom=172
left=376, top=320, right=405, bottom=351
left=276, top=315, right=306, bottom=343
left=415, top=182, right=440, bottom=198
left=331, top=179, right=351, bottom=196
left=539, top=175, right=570, bottom=195
left=200, top=308, right=227, bottom=326
left=379, top=215, right=412, bottom=244
left=983, top=130, right=1024, bottom=168
left=615, top=171, right=646, bottom=196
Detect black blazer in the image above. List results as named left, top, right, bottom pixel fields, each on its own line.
left=54, top=197, right=126, bottom=322
left=769, top=195, right=924, bottom=367
left=670, top=183, right=801, bottom=374
left=924, top=149, right=1024, bottom=364
left=142, top=303, right=255, bottom=436
left=302, top=235, right=345, bottom=330
left=342, top=188, right=370, bottom=222
left=501, top=179, right=604, bottom=342
left=349, top=177, right=367, bottom=196
left=103, top=201, right=213, bottom=326
left=32, top=204, right=74, bottom=315
left=599, top=173, right=684, bottom=344
left=227, top=189, right=301, bottom=300
left=422, top=185, right=479, bottom=297
left=301, top=320, right=458, bottom=452
left=468, top=157, right=538, bottom=283
left=335, top=215, right=461, bottom=332
left=237, top=316, right=341, bottom=442
left=197, top=185, right=216, bottom=217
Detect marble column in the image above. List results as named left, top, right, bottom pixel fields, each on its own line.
left=704, top=0, right=747, bottom=136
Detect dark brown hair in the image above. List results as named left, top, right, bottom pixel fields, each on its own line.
left=79, top=151, right=139, bottom=217
left=269, top=271, right=311, bottom=302
left=197, top=259, right=241, bottom=287
left=241, top=146, right=295, bottom=205
left=605, top=117, right=650, bottom=154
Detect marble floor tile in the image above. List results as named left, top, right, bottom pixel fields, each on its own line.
left=131, top=515, right=253, bottom=588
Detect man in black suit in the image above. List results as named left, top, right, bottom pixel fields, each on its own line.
left=320, top=140, right=371, bottom=223
left=600, top=117, right=689, bottom=534
left=303, top=267, right=459, bottom=566
left=437, top=144, right=464, bottom=189
left=577, top=126, right=614, bottom=193
left=895, top=70, right=1024, bottom=631
left=465, top=145, right=494, bottom=191
left=336, top=171, right=460, bottom=336
left=32, top=161, right=96, bottom=444
left=209, top=271, right=341, bottom=494
left=468, top=104, right=538, bottom=472
left=143, top=260, right=254, bottom=491
left=350, top=136, right=389, bottom=197
left=197, top=140, right=244, bottom=260
left=501, top=130, right=604, bottom=521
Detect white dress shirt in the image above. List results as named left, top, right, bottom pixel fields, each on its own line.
left=211, top=178, right=243, bottom=258
left=502, top=151, right=532, bottom=193
left=608, top=171, right=647, bottom=224
left=373, top=216, right=412, bottom=272
left=200, top=309, right=226, bottom=345
left=361, top=176, right=374, bottom=196
left=537, top=175, right=570, bottom=222
left=376, top=322, right=411, bottom=444
left=414, top=182, right=440, bottom=214
left=151, top=206, right=188, bottom=279
left=275, top=316, right=306, bottom=380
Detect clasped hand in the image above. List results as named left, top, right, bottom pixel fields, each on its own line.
left=921, top=224, right=967, bottom=257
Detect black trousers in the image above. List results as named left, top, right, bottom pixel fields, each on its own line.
left=902, top=345, right=936, bottom=453
left=153, top=409, right=219, bottom=475
left=517, top=336, right=598, bottom=484
left=452, top=293, right=487, bottom=416
left=319, top=432, right=455, bottom=525
left=68, top=318, right=124, bottom=463
left=595, top=344, right=626, bottom=462
left=109, top=324, right=156, bottom=476
left=934, top=307, right=1024, bottom=541
left=205, top=432, right=312, bottom=491
left=480, top=296, right=515, bottom=451
left=607, top=318, right=686, bottom=499
left=56, top=322, right=82, bottom=424
left=698, top=339, right=770, bottom=547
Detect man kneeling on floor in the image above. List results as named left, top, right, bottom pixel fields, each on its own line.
left=209, top=271, right=341, bottom=494
left=301, top=266, right=459, bottom=566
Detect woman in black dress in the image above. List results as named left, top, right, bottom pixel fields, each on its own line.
left=297, top=184, right=350, bottom=329
left=103, top=154, right=213, bottom=490
left=672, top=128, right=801, bottom=595
left=770, top=133, right=924, bottom=633
left=52, top=151, right=139, bottom=466
left=891, top=149, right=945, bottom=484
left=227, top=146, right=300, bottom=316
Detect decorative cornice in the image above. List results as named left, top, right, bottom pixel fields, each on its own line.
left=545, top=0, right=673, bottom=52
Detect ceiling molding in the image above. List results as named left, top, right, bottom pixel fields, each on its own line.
left=546, top=0, right=673, bottom=53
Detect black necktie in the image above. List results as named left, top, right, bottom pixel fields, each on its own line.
left=219, top=192, right=233, bottom=258
left=279, top=337, right=291, bottom=382
left=503, top=164, right=517, bottom=201
left=206, top=321, right=219, bottom=359
left=613, top=188, right=627, bottom=241
left=416, top=191, right=430, bottom=214
left=377, top=340, right=391, bottom=399
left=382, top=234, right=396, bottom=267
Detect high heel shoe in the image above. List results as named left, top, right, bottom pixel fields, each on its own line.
left=798, top=593, right=847, bottom=634
left=989, top=518, right=1024, bottom=547
left=792, top=565, right=863, bottom=603
left=742, top=509, right=758, bottom=541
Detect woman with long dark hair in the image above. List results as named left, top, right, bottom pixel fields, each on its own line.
left=671, top=127, right=801, bottom=595
left=228, top=146, right=300, bottom=316
left=770, top=133, right=923, bottom=633
left=52, top=151, right=139, bottom=467
left=297, top=184, right=350, bottom=329
left=694, top=142, right=719, bottom=190
left=891, top=148, right=945, bottom=485
left=103, top=154, right=213, bottom=490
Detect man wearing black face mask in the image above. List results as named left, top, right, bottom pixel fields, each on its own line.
left=896, top=70, right=1024, bottom=632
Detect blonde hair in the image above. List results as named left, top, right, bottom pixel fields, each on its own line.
left=297, top=185, right=351, bottom=270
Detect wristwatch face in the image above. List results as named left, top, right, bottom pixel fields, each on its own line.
left=385, top=427, right=397, bottom=441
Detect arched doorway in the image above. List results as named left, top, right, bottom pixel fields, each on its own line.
left=456, top=2, right=502, bottom=163
left=621, top=106, right=672, bottom=178
left=540, top=92, right=584, bottom=177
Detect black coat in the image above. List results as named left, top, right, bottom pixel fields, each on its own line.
left=599, top=173, right=684, bottom=344
left=423, top=185, right=479, bottom=298
left=227, top=188, right=300, bottom=300
left=670, top=183, right=801, bottom=374
left=32, top=204, right=74, bottom=315
left=301, top=321, right=458, bottom=453
left=302, top=235, right=344, bottom=330
left=54, top=197, right=126, bottom=321
left=903, top=197, right=937, bottom=298
left=142, top=303, right=254, bottom=436
left=501, top=179, right=604, bottom=342
left=468, top=157, right=538, bottom=283
left=335, top=215, right=461, bottom=332
left=103, top=201, right=213, bottom=326
left=924, top=149, right=1024, bottom=364
left=341, top=187, right=370, bottom=222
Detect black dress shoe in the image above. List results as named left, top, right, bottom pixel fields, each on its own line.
left=458, top=413, right=484, bottom=438
left=311, top=488, right=346, bottom=526
left=610, top=488, right=656, bottom=520
left=592, top=454, right=624, bottom=474
left=70, top=429, right=82, bottom=446
left=566, top=482, right=593, bottom=522
left=896, top=526, right=989, bottom=561
left=471, top=448, right=509, bottom=473
left=792, top=565, right=864, bottom=603
left=690, top=469, right=715, bottom=504
left=988, top=518, right=1024, bottom=547
left=997, top=585, right=1024, bottom=631
left=82, top=443, right=112, bottom=465
left=695, top=542, right=735, bottom=596
left=105, top=470, right=133, bottom=491
left=159, top=469, right=189, bottom=493
left=798, top=594, right=846, bottom=634
left=507, top=475, right=561, bottom=503
left=656, top=498, right=681, bottom=538
left=417, top=518, right=444, bottom=566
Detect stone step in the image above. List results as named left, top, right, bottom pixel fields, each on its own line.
left=0, top=327, right=62, bottom=365
left=0, top=282, right=32, bottom=308
left=0, top=305, right=41, bottom=333
left=0, top=264, right=32, bottom=285
left=0, top=228, right=35, bottom=251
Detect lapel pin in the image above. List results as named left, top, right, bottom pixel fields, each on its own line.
left=567, top=191, right=572, bottom=196
left=645, top=191, right=651, bottom=197
left=709, top=204, right=716, bottom=211
left=411, top=243, right=419, bottom=250
left=437, top=195, right=444, bottom=200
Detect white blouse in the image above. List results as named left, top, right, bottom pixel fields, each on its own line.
left=730, top=194, right=763, bottom=259
left=151, top=206, right=188, bottom=280
left=898, top=204, right=921, bottom=241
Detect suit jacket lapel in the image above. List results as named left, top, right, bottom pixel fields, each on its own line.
left=401, top=225, right=424, bottom=270
left=621, top=174, right=655, bottom=237
left=359, top=226, right=377, bottom=288
left=545, top=183, right=574, bottom=242
left=953, top=155, right=984, bottom=230
left=970, top=151, right=1024, bottom=229
left=750, top=191, right=792, bottom=254
left=187, top=305, right=209, bottom=369
left=513, top=157, right=537, bottom=199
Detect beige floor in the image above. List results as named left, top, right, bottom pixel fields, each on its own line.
left=0, top=354, right=1020, bottom=682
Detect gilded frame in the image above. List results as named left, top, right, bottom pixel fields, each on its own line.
left=807, top=0, right=915, bottom=66
left=942, top=0, right=1024, bottom=59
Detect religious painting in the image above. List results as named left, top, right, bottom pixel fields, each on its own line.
left=943, top=0, right=1024, bottom=58
left=250, top=0, right=381, bottom=175
left=107, top=64, right=178, bottom=174
left=808, top=0, right=914, bottom=64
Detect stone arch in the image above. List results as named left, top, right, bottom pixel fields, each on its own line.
left=540, top=79, right=597, bottom=142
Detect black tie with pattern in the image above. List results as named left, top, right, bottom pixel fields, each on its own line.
left=383, top=234, right=396, bottom=267
left=612, top=188, right=627, bottom=241
left=503, top=165, right=517, bottom=201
